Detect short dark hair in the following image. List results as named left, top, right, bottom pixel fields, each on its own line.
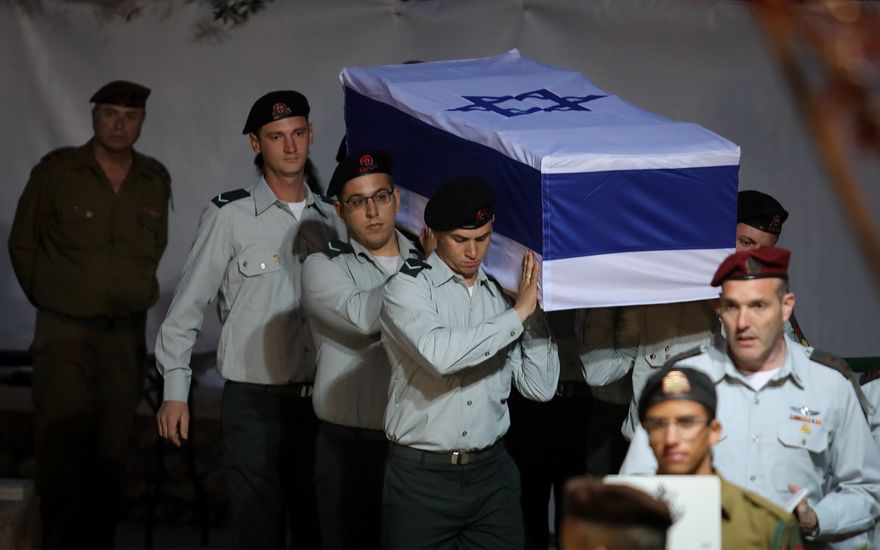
left=562, top=477, right=672, bottom=550
left=776, top=277, right=790, bottom=298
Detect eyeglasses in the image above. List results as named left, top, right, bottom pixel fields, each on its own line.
left=643, top=417, right=709, bottom=441
left=341, top=188, right=395, bottom=209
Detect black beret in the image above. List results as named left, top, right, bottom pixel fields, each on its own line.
left=638, top=367, right=717, bottom=422
left=90, top=80, right=150, bottom=107
left=711, top=247, right=790, bottom=286
left=738, top=190, right=789, bottom=235
left=424, top=176, right=494, bottom=232
left=242, top=90, right=310, bottom=134
left=327, top=150, right=393, bottom=197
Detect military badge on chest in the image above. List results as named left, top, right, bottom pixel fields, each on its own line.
left=789, top=405, right=822, bottom=434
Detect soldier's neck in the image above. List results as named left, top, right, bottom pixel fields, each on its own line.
left=93, top=141, right=133, bottom=193
left=264, top=171, right=306, bottom=203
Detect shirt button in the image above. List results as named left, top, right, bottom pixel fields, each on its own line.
left=754, top=396, right=760, bottom=405
left=260, top=262, right=266, bottom=269
left=510, top=331, right=516, bottom=336
left=243, top=261, right=248, bottom=268
left=484, top=352, right=490, bottom=357
left=467, top=400, right=472, bottom=406
left=462, top=431, right=468, bottom=436
left=649, top=353, right=656, bottom=360
left=802, top=438, right=807, bottom=445
left=752, top=435, right=759, bottom=443
left=664, top=345, right=670, bottom=352
left=750, top=475, right=757, bottom=481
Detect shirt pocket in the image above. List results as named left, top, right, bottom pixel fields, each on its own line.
left=773, top=420, right=828, bottom=492
left=236, top=248, right=285, bottom=310
left=54, top=204, right=102, bottom=248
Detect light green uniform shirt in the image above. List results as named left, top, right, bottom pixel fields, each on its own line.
left=381, top=253, right=559, bottom=452
left=302, top=230, right=421, bottom=430
left=155, top=177, right=345, bottom=402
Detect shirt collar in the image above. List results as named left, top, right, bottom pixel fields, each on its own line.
left=717, top=336, right=803, bottom=389
left=70, top=139, right=145, bottom=178
left=253, top=176, right=325, bottom=216
left=348, top=230, right=422, bottom=267
left=425, top=253, right=494, bottom=295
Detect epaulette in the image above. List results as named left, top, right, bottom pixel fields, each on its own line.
left=399, top=259, right=432, bottom=277
left=861, top=367, right=880, bottom=386
left=809, top=348, right=854, bottom=379
left=211, top=189, right=251, bottom=208
left=319, top=194, right=335, bottom=205
left=322, top=240, right=354, bottom=258
left=811, top=348, right=874, bottom=416
left=39, top=146, right=75, bottom=164
left=663, top=346, right=704, bottom=368
left=143, top=156, right=171, bottom=184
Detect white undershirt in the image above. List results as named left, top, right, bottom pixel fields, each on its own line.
left=466, top=283, right=475, bottom=297
left=737, top=366, right=781, bottom=391
left=287, top=200, right=306, bottom=220
left=372, top=254, right=401, bottom=275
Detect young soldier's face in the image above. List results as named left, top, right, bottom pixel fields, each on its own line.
left=335, top=173, right=399, bottom=253
left=434, top=221, right=493, bottom=283
left=250, top=116, right=313, bottom=180
left=644, top=399, right=720, bottom=475
left=718, top=278, right=794, bottom=371
left=92, top=104, right=145, bottom=152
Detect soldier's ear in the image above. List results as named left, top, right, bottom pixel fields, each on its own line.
left=248, top=132, right=260, bottom=154
left=708, top=418, right=722, bottom=447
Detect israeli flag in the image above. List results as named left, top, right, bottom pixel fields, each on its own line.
left=341, top=50, right=738, bottom=310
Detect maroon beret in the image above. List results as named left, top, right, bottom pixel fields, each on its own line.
left=711, top=247, right=790, bottom=287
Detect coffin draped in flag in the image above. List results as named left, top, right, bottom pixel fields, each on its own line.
left=341, top=50, right=739, bottom=310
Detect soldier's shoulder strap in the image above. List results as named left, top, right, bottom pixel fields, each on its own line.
left=810, top=348, right=873, bottom=416
left=211, top=188, right=251, bottom=208
left=663, top=346, right=704, bottom=368
left=321, top=240, right=354, bottom=258
left=38, top=146, right=76, bottom=165
left=809, top=348, right=854, bottom=379
left=399, top=258, right=432, bottom=277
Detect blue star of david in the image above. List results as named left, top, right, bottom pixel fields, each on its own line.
left=447, top=88, right=607, bottom=118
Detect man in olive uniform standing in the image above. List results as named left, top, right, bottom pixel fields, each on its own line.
left=302, top=150, right=421, bottom=548
left=8, top=80, right=171, bottom=548
left=154, top=90, right=344, bottom=548
left=639, top=366, right=802, bottom=549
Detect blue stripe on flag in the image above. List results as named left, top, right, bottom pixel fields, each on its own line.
left=544, top=167, right=738, bottom=260
left=345, top=88, right=544, bottom=252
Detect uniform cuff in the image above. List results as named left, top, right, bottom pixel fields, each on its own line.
left=163, top=370, right=192, bottom=403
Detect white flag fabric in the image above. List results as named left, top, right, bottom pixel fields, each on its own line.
left=341, top=50, right=740, bottom=310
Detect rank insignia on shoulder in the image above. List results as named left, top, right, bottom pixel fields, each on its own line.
left=861, top=367, right=880, bottom=386
left=323, top=240, right=354, bottom=258
left=400, top=259, right=432, bottom=277
left=211, top=189, right=251, bottom=208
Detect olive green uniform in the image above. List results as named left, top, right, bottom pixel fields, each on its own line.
left=720, top=475, right=802, bottom=550
left=8, top=140, right=170, bottom=547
